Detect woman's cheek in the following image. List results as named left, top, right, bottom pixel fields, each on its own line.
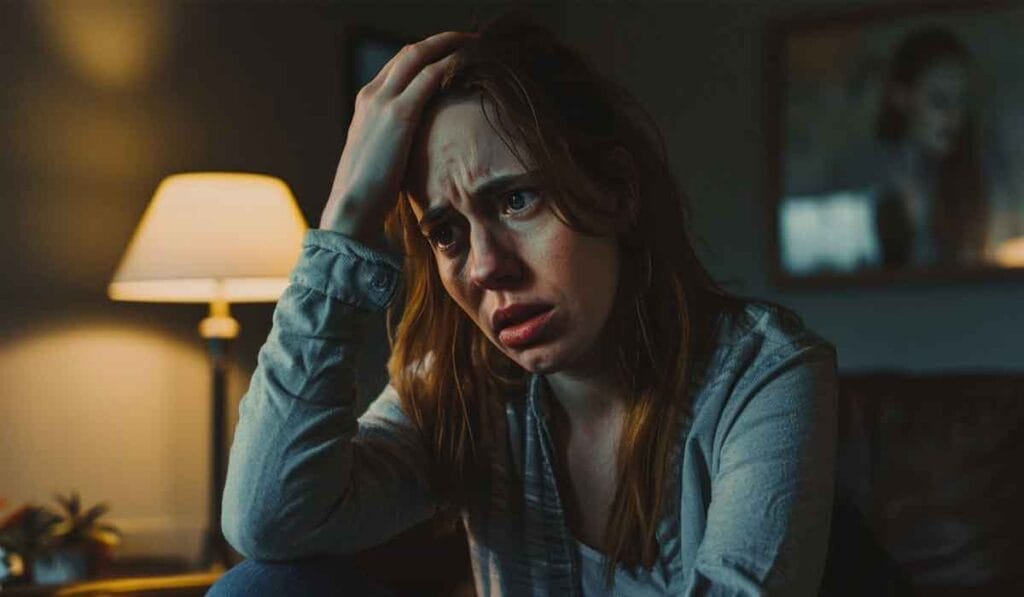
left=526, top=218, right=573, bottom=274
left=438, top=261, right=467, bottom=305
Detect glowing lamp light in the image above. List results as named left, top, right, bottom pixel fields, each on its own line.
left=108, top=172, right=307, bottom=569
left=109, top=172, right=306, bottom=306
left=994, top=236, right=1024, bottom=268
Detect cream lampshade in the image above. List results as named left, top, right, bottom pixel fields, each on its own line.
left=108, top=172, right=307, bottom=568
left=110, top=173, right=306, bottom=308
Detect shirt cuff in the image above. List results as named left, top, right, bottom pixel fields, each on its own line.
left=288, top=228, right=403, bottom=311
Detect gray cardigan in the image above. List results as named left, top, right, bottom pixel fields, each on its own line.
left=222, top=229, right=838, bottom=596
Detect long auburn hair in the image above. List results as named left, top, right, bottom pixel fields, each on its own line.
left=383, top=11, right=737, bottom=586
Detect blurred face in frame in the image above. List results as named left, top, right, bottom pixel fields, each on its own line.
left=406, top=98, right=620, bottom=376
left=902, top=60, right=969, bottom=158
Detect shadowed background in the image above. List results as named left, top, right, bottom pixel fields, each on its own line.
left=1, top=0, right=1020, bottom=566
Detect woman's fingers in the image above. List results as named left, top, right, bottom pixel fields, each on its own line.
left=401, top=53, right=457, bottom=108
left=318, top=30, right=472, bottom=238
left=380, top=31, right=472, bottom=95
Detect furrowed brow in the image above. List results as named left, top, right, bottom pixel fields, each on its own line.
left=417, top=170, right=540, bottom=234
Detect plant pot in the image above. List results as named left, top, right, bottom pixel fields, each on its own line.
left=32, top=545, right=90, bottom=584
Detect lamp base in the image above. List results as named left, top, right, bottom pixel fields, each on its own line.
left=201, top=320, right=236, bottom=571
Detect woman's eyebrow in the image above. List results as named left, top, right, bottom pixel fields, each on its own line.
left=417, top=205, right=453, bottom=235
left=417, top=170, right=539, bottom=233
left=470, top=170, right=539, bottom=201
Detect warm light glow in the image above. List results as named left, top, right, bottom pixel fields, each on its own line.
left=108, top=173, right=308, bottom=303
left=994, top=236, right=1024, bottom=268
left=34, top=0, right=172, bottom=89
left=0, top=319, right=250, bottom=562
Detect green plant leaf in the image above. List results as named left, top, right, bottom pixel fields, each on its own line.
left=69, top=492, right=81, bottom=517
left=88, top=528, right=122, bottom=547
left=79, top=504, right=109, bottom=529
left=53, top=494, right=70, bottom=513
left=94, top=523, right=122, bottom=536
left=49, top=520, right=74, bottom=538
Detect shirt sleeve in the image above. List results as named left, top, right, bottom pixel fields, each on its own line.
left=685, top=341, right=838, bottom=596
left=221, top=229, right=441, bottom=561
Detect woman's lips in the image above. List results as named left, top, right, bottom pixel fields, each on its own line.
left=497, top=307, right=555, bottom=349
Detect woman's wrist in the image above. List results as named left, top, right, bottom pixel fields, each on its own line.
left=319, top=197, right=389, bottom=250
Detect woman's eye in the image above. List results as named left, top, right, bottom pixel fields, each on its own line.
left=503, top=189, right=539, bottom=215
left=428, top=224, right=460, bottom=253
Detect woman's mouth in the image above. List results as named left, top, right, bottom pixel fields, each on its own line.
left=496, top=307, right=556, bottom=349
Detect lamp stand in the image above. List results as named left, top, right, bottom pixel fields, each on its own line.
left=199, top=300, right=240, bottom=570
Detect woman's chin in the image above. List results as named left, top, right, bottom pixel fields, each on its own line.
left=511, top=354, right=558, bottom=375
left=507, top=342, right=598, bottom=376
left=506, top=345, right=566, bottom=375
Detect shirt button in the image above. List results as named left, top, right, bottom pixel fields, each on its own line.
left=370, top=272, right=388, bottom=289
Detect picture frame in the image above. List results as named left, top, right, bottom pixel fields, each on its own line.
left=764, top=1, right=1024, bottom=287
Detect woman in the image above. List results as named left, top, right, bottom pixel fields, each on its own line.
left=214, top=12, right=837, bottom=596
left=873, top=27, right=987, bottom=267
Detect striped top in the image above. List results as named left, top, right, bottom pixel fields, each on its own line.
left=222, top=229, right=838, bottom=596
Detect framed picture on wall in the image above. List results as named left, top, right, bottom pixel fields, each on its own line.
left=765, top=1, right=1024, bottom=286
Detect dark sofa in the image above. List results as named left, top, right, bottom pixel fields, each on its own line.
left=821, top=372, right=1024, bottom=596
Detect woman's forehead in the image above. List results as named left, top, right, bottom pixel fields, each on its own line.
left=408, top=99, right=531, bottom=208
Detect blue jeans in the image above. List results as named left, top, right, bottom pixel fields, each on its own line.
left=207, top=556, right=397, bottom=597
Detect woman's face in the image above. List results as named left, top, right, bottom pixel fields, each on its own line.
left=406, top=99, right=620, bottom=375
left=902, top=60, right=968, bottom=157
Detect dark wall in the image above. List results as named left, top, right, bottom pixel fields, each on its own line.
left=0, top=0, right=565, bottom=401
left=564, top=0, right=1024, bottom=373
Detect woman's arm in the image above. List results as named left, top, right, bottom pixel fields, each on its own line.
left=686, top=342, right=838, bottom=596
left=221, top=229, right=438, bottom=561
left=221, top=30, right=472, bottom=562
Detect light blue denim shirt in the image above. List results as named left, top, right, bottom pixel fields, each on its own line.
left=222, top=229, right=838, bottom=596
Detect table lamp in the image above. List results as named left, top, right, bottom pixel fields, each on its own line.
left=108, top=172, right=308, bottom=569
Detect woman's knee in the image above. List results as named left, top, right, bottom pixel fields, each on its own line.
left=207, top=555, right=396, bottom=597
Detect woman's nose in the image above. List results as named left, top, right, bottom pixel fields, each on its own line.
left=467, top=227, right=521, bottom=289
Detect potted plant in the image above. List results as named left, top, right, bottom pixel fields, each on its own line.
left=0, top=492, right=121, bottom=585
left=0, top=500, right=52, bottom=588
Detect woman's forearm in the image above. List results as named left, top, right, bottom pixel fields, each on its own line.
left=221, top=229, right=438, bottom=560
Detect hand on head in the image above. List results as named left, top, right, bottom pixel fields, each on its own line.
left=319, top=31, right=473, bottom=247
